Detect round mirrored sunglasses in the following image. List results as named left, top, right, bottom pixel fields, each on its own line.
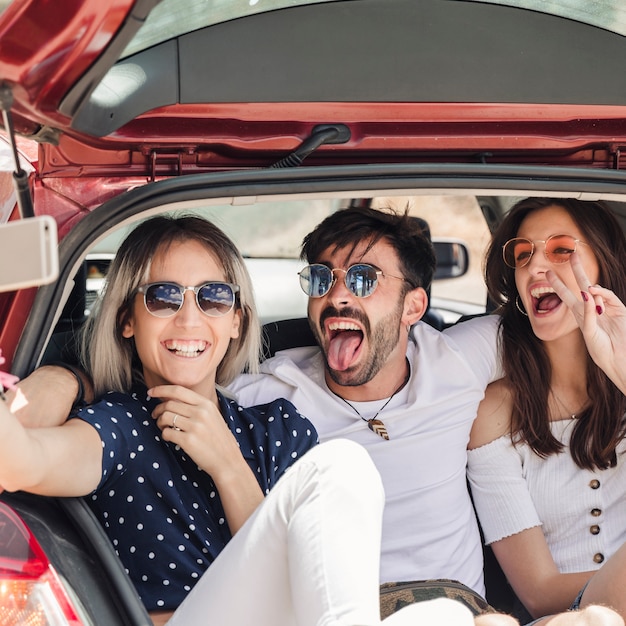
left=502, top=234, right=588, bottom=269
left=298, top=263, right=408, bottom=298
left=136, top=281, right=239, bottom=317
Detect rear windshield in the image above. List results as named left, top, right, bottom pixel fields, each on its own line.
left=120, top=0, right=626, bottom=59
left=121, top=0, right=341, bottom=58
left=465, top=0, right=626, bottom=36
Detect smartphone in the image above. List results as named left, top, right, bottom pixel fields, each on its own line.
left=0, top=216, right=59, bottom=292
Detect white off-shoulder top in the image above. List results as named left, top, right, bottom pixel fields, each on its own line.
left=467, top=419, right=626, bottom=573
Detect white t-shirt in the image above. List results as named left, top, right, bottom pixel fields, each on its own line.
left=229, top=315, right=501, bottom=595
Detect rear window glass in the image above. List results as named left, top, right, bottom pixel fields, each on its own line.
left=462, top=0, right=626, bottom=37
left=121, top=0, right=626, bottom=60
left=88, top=196, right=489, bottom=325
left=121, top=0, right=342, bottom=58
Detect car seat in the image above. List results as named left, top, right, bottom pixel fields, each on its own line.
left=410, top=216, right=445, bottom=331
left=42, top=262, right=87, bottom=364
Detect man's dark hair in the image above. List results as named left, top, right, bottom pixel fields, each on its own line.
left=301, top=206, right=436, bottom=292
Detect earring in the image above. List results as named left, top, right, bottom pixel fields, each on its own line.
left=515, top=296, right=528, bottom=317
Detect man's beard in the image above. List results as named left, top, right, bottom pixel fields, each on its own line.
left=313, top=299, right=404, bottom=387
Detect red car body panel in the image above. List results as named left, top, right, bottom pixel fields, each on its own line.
left=2, top=0, right=626, bottom=367
left=0, top=0, right=135, bottom=132
left=1, top=0, right=626, bottom=175
left=33, top=102, right=626, bottom=176
left=2, top=3, right=626, bottom=622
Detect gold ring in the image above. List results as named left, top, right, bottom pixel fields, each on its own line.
left=172, top=414, right=181, bottom=430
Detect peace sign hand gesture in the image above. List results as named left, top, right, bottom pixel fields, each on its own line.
left=547, top=252, right=626, bottom=394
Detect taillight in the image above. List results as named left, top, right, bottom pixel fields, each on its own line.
left=0, top=502, right=85, bottom=625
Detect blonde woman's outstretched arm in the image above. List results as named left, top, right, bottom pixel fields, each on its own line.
left=0, top=397, right=102, bottom=496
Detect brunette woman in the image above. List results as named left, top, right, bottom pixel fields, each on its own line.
left=469, top=198, right=626, bottom=625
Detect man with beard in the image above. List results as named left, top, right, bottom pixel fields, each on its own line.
left=10, top=207, right=499, bottom=594
left=11, top=207, right=626, bottom=625
left=228, top=206, right=501, bottom=598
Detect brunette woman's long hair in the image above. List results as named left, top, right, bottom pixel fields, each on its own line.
left=485, top=198, right=626, bottom=470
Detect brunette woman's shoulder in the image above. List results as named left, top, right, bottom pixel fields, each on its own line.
left=468, top=378, right=513, bottom=450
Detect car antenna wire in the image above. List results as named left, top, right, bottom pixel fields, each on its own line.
left=0, top=82, right=35, bottom=219
left=269, top=124, right=351, bottom=168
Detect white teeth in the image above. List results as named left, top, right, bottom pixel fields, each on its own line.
left=165, top=340, right=207, bottom=356
left=530, top=286, right=556, bottom=298
left=328, top=321, right=360, bottom=331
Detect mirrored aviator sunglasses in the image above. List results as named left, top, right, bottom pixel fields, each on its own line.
left=502, top=234, right=587, bottom=269
left=137, top=281, right=239, bottom=317
left=298, top=263, right=383, bottom=298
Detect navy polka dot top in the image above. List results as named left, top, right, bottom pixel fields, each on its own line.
left=73, top=385, right=318, bottom=610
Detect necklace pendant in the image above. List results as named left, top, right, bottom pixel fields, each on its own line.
left=368, top=418, right=389, bottom=440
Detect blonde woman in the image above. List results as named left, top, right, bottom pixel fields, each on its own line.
left=0, top=214, right=514, bottom=626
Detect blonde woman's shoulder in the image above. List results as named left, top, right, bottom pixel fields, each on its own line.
left=468, top=378, right=513, bottom=450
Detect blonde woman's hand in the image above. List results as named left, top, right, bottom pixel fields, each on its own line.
left=148, top=384, right=263, bottom=533
left=149, top=384, right=243, bottom=478
left=547, top=252, right=626, bottom=394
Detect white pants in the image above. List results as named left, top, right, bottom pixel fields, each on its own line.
left=167, top=439, right=474, bottom=626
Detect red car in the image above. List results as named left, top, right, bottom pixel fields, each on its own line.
left=1, top=0, right=626, bottom=623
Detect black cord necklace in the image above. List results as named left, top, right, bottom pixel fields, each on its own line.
left=335, top=360, right=411, bottom=441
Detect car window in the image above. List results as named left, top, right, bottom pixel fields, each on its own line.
left=461, top=0, right=626, bottom=36
left=90, top=199, right=341, bottom=258
left=88, top=198, right=343, bottom=324
left=121, top=0, right=343, bottom=59
left=371, top=195, right=490, bottom=322
left=120, top=0, right=626, bottom=60
left=85, top=196, right=488, bottom=325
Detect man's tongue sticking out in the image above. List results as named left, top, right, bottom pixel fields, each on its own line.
left=327, top=330, right=363, bottom=371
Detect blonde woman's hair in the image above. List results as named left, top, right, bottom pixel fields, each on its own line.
left=80, top=215, right=261, bottom=397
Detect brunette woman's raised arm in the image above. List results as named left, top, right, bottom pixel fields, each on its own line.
left=547, top=253, right=626, bottom=395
